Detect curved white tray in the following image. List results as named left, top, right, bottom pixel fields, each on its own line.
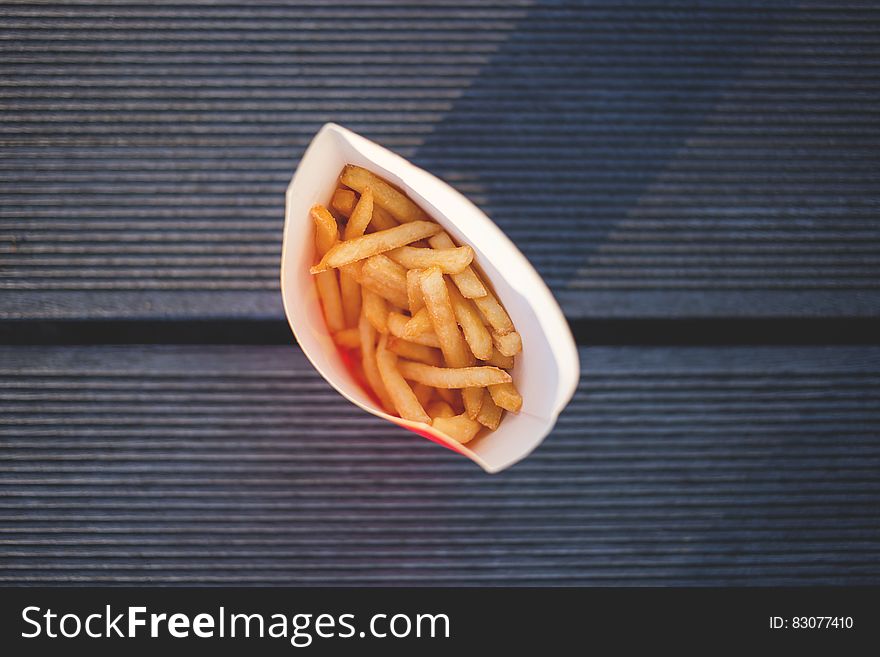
left=281, top=123, right=579, bottom=473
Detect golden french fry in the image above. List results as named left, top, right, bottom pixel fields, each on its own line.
left=412, top=382, right=434, bottom=410
left=343, top=186, right=373, bottom=240
left=418, top=267, right=485, bottom=418
left=362, top=287, right=389, bottom=334
left=363, top=253, right=408, bottom=286
left=492, top=330, right=522, bottom=357
left=386, top=336, right=442, bottom=366
left=330, top=188, right=357, bottom=219
left=450, top=268, right=487, bottom=300
left=431, top=413, right=482, bottom=444
left=311, top=204, right=339, bottom=257
left=396, top=360, right=511, bottom=388
left=475, top=389, right=503, bottom=430
left=489, top=381, right=522, bottom=413
left=358, top=311, right=394, bottom=412
left=473, top=291, right=515, bottom=336
left=462, top=387, right=483, bottom=420
left=339, top=269, right=362, bottom=328
left=360, top=207, right=396, bottom=232
left=428, top=232, right=487, bottom=298
left=427, top=400, right=456, bottom=420
left=447, top=280, right=493, bottom=360
left=419, top=267, right=482, bottom=417
left=354, top=205, right=397, bottom=232
left=386, top=245, right=474, bottom=274
left=419, top=267, right=473, bottom=368
left=376, top=335, right=431, bottom=423
left=334, top=327, right=361, bottom=349
left=332, top=187, right=396, bottom=232
left=387, top=312, right=441, bottom=348
left=403, top=307, right=433, bottom=339
left=315, top=270, right=345, bottom=333
left=314, top=168, right=522, bottom=437
left=406, top=269, right=425, bottom=313
left=360, top=254, right=409, bottom=309
left=311, top=221, right=441, bottom=273
left=341, top=164, right=429, bottom=223
left=312, top=203, right=345, bottom=333
left=483, top=348, right=515, bottom=370
left=340, top=260, right=363, bottom=279
left=360, top=277, right=409, bottom=311
left=368, top=206, right=398, bottom=232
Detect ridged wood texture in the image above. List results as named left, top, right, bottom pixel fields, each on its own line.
left=3, top=2, right=880, bottom=319
left=1, top=345, right=878, bottom=585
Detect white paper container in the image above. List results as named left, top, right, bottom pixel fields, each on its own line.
left=281, top=123, right=579, bottom=473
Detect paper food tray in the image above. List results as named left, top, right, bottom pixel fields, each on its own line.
left=281, top=123, right=579, bottom=473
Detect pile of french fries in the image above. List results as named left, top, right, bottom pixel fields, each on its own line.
left=309, top=165, right=523, bottom=444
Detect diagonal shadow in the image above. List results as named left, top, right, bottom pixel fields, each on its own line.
left=412, top=1, right=794, bottom=296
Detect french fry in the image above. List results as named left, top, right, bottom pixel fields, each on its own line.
left=387, top=312, right=441, bottom=348
left=431, top=413, right=482, bottom=444
left=368, top=206, right=398, bottom=232
left=312, top=204, right=345, bottom=333
left=475, top=389, right=503, bottom=430
left=360, top=254, right=410, bottom=309
left=334, top=327, right=361, bottom=349
left=311, top=204, right=339, bottom=257
left=340, top=260, right=363, bottom=279
left=492, top=330, right=523, bottom=357
left=315, top=270, right=345, bottom=333
left=419, top=267, right=472, bottom=369
left=473, top=290, right=515, bottom=336
left=332, top=187, right=396, bottom=232
left=339, top=269, right=362, bottom=328
left=412, top=382, right=434, bottom=410
left=450, top=267, right=487, bottom=299
left=483, top=348, right=515, bottom=370
left=427, top=400, right=456, bottom=420
left=343, top=186, right=373, bottom=240
left=311, top=221, right=441, bottom=273
left=376, top=334, right=431, bottom=423
left=341, top=164, right=429, bottom=223
left=363, top=253, right=408, bottom=287
left=330, top=188, right=357, bottom=219
left=419, top=267, right=484, bottom=418
left=406, top=269, right=425, bottom=313
left=386, top=245, right=474, bottom=274
left=447, top=280, right=493, bottom=360
left=314, top=166, right=523, bottom=442
left=386, top=336, right=442, bottom=366
left=462, top=387, right=483, bottom=420
left=489, top=381, right=523, bottom=413
left=362, top=287, right=389, bottom=334
left=428, top=232, right=487, bottom=298
left=358, top=312, right=394, bottom=412
left=361, top=277, right=409, bottom=311
left=396, top=360, right=511, bottom=388
left=403, top=307, right=433, bottom=340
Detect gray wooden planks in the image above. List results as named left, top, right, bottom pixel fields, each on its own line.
left=1, top=344, right=878, bottom=585
left=2, top=2, right=880, bottom=320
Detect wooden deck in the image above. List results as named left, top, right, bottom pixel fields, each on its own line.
left=1, top=2, right=879, bottom=585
